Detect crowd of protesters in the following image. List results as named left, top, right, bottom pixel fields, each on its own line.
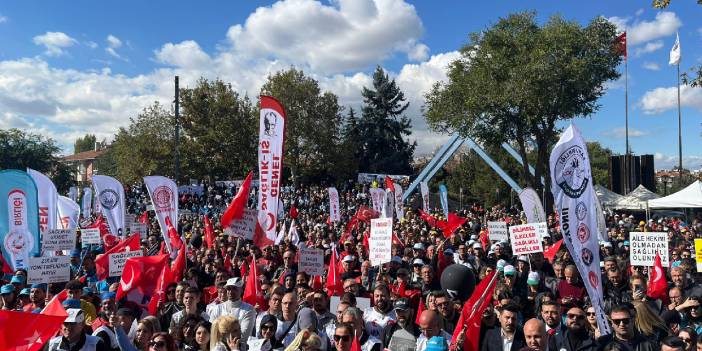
left=2, top=179, right=701, bottom=351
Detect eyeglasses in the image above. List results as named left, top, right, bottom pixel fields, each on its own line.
left=167, top=290, right=176, bottom=294
left=261, top=324, right=275, bottom=331
left=611, top=318, right=630, bottom=325
left=149, top=340, right=166, bottom=348
left=680, top=337, right=692, bottom=343
left=333, top=334, right=351, bottom=342
left=586, top=312, right=596, bottom=316
left=567, top=314, right=585, bottom=320
left=283, top=256, right=293, bottom=260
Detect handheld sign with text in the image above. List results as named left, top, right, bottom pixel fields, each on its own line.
left=630, top=232, right=669, bottom=267
left=109, top=250, right=143, bottom=277
left=487, top=221, right=509, bottom=241
left=299, top=246, right=325, bottom=276
left=695, top=239, right=702, bottom=272
left=28, top=256, right=70, bottom=284
left=370, top=218, right=393, bottom=266
left=42, top=229, right=77, bottom=252
left=225, top=208, right=258, bottom=240
left=509, top=223, right=544, bottom=255
left=81, top=228, right=101, bottom=245
left=130, top=223, right=148, bottom=235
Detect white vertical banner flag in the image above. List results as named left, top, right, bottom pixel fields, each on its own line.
left=92, top=175, right=126, bottom=236
left=144, top=176, right=179, bottom=251
left=518, top=187, right=546, bottom=224
left=594, top=194, right=608, bottom=242
left=369, top=188, right=384, bottom=213
left=68, top=186, right=78, bottom=203
left=57, top=195, right=80, bottom=230
left=550, top=124, right=610, bottom=336
left=382, top=189, right=394, bottom=219
left=669, top=32, right=681, bottom=66
left=393, top=182, right=404, bottom=219
left=420, top=181, right=429, bottom=211
left=258, top=96, right=286, bottom=245
left=288, top=219, right=300, bottom=247
left=82, top=188, right=92, bottom=218
left=328, top=187, right=340, bottom=222
left=439, top=184, right=449, bottom=218
left=27, top=168, right=58, bottom=235
left=275, top=221, right=286, bottom=245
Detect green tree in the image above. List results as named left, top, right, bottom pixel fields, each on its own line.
left=110, top=102, right=175, bottom=183
left=0, top=128, right=74, bottom=192
left=260, top=68, right=344, bottom=182
left=73, top=134, right=96, bottom=154
left=357, top=66, right=416, bottom=174
left=180, top=79, right=257, bottom=181
left=425, top=12, right=622, bottom=198
left=587, top=142, right=613, bottom=187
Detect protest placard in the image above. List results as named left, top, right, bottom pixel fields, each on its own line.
left=28, top=256, right=70, bottom=284
left=695, top=239, right=702, bottom=272
left=487, top=221, right=508, bottom=241
left=130, top=223, right=148, bottom=235
left=124, top=214, right=136, bottom=232
left=299, top=246, right=325, bottom=276
left=370, top=218, right=393, bottom=266
left=109, top=250, right=143, bottom=276
left=225, top=208, right=258, bottom=240
left=535, top=222, right=549, bottom=239
left=81, top=228, right=101, bottom=245
left=42, top=229, right=76, bottom=252
left=630, top=232, right=669, bottom=267
left=509, top=223, right=544, bottom=255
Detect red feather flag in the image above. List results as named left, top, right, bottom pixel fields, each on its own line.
left=203, top=215, right=215, bottom=249
left=243, top=254, right=261, bottom=306
left=290, top=205, right=298, bottom=219
left=451, top=272, right=499, bottom=351
left=94, top=234, right=141, bottom=280
left=647, top=253, right=669, bottom=304
left=325, top=247, right=343, bottom=296
left=384, top=176, right=395, bottom=191
left=221, top=172, right=253, bottom=228
left=543, top=239, right=563, bottom=263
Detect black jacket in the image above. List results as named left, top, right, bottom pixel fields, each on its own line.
left=480, top=327, right=526, bottom=351
left=548, top=329, right=598, bottom=351
left=380, top=321, right=421, bottom=349
left=596, top=333, right=660, bottom=351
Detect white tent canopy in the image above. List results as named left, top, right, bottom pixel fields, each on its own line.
left=614, top=185, right=660, bottom=210
left=648, top=180, right=702, bottom=208
left=594, top=184, right=625, bottom=209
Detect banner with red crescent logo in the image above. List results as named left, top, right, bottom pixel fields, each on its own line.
left=144, top=176, right=179, bottom=252
left=258, top=96, right=286, bottom=246
left=328, top=187, right=340, bottom=222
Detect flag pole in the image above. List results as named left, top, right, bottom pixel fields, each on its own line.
left=677, top=61, right=683, bottom=185
left=624, top=32, right=630, bottom=194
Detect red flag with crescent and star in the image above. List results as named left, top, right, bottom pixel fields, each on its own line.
left=116, top=254, right=169, bottom=301
left=647, top=253, right=668, bottom=304
left=451, top=272, right=498, bottom=351
left=94, top=234, right=141, bottom=280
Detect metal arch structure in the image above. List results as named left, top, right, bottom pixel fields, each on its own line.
left=403, top=134, right=526, bottom=201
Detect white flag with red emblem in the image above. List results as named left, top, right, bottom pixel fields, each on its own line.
left=328, top=187, right=340, bottom=222
left=144, top=176, right=179, bottom=252
left=257, top=96, right=286, bottom=247
left=57, top=196, right=80, bottom=230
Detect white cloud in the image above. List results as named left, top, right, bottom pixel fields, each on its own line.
left=85, top=41, right=98, bottom=49
left=408, top=43, right=429, bottom=62
left=225, top=0, right=425, bottom=74
left=654, top=153, right=702, bottom=170
left=642, top=61, right=660, bottom=71
left=0, top=15, right=7, bottom=23
left=635, top=8, right=644, bottom=17
left=154, top=40, right=211, bottom=70
left=640, top=85, right=702, bottom=114
left=32, top=31, right=78, bottom=56
left=633, top=40, right=663, bottom=57
left=602, top=127, right=649, bottom=138
left=105, top=34, right=125, bottom=59
left=608, top=11, right=682, bottom=46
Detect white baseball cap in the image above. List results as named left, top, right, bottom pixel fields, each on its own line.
left=342, top=255, right=356, bottom=263
left=65, top=308, right=85, bottom=324
left=225, top=277, right=244, bottom=288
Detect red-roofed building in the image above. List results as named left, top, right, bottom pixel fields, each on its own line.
left=61, top=147, right=108, bottom=183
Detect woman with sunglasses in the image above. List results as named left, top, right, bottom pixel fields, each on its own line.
left=677, top=327, right=697, bottom=351
left=258, top=314, right=284, bottom=351
left=331, top=323, right=353, bottom=351
left=584, top=305, right=601, bottom=339
left=148, top=332, right=177, bottom=351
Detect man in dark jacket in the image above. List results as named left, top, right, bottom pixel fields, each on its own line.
left=597, top=304, right=659, bottom=351
left=549, top=307, right=597, bottom=351
left=380, top=298, right=420, bottom=351
left=481, top=303, right=526, bottom=351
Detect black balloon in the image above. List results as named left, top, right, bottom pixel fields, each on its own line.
left=440, top=264, right=476, bottom=302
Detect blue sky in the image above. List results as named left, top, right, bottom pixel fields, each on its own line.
left=0, top=0, right=700, bottom=170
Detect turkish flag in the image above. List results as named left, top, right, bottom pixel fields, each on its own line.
left=451, top=272, right=498, bottom=351
left=543, top=239, right=563, bottom=263
left=384, top=176, right=394, bottom=191
left=253, top=221, right=275, bottom=248
left=147, top=263, right=172, bottom=316
left=164, top=216, right=182, bottom=252
left=243, top=254, right=262, bottom=307
left=116, top=254, right=169, bottom=301
left=647, top=253, right=669, bottom=303
left=615, top=32, right=627, bottom=58
left=441, top=212, right=468, bottom=238
left=0, top=309, right=67, bottom=350
left=221, top=172, right=253, bottom=228
left=418, top=209, right=438, bottom=227
left=139, top=211, right=149, bottom=224
left=351, top=333, right=362, bottom=351
left=170, top=237, right=186, bottom=282
left=203, top=215, right=215, bottom=249
left=0, top=251, right=12, bottom=274
left=326, top=247, right=343, bottom=296
left=355, top=206, right=379, bottom=222
left=290, top=205, right=298, bottom=219
left=94, top=234, right=141, bottom=280
left=85, top=215, right=116, bottom=250
left=415, top=298, right=426, bottom=325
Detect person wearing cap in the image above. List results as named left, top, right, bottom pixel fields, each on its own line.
left=340, top=255, right=360, bottom=280
left=17, top=287, right=30, bottom=307
left=363, top=283, right=397, bottom=339
left=380, top=297, right=420, bottom=350
left=10, top=274, right=26, bottom=292
left=66, top=279, right=98, bottom=326
left=425, top=336, right=448, bottom=351
left=69, top=249, right=83, bottom=277
left=91, top=292, right=117, bottom=331
left=0, top=283, right=17, bottom=310
left=47, top=308, right=109, bottom=351
left=211, top=277, right=255, bottom=341
left=413, top=243, right=427, bottom=260
left=23, top=283, right=47, bottom=312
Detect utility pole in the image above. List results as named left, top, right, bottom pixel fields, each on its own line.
left=174, top=76, right=180, bottom=184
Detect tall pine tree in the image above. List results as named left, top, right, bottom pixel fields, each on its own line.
left=357, top=66, right=416, bottom=174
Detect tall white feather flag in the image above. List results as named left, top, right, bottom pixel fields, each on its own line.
left=669, top=32, right=681, bottom=66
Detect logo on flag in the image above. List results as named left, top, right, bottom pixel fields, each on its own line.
left=555, top=146, right=588, bottom=198
left=5, top=190, right=34, bottom=258
left=153, top=186, right=174, bottom=211
left=99, top=189, right=119, bottom=210
left=263, top=111, right=279, bottom=137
